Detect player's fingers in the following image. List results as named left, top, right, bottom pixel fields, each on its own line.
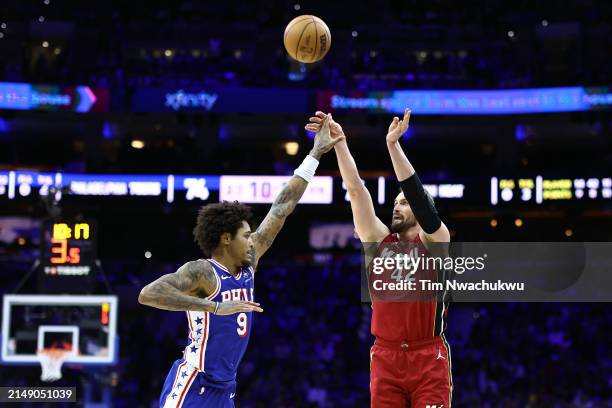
left=315, top=111, right=327, bottom=118
left=241, top=301, right=261, bottom=307
left=305, top=124, right=319, bottom=131
left=321, top=114, right=331, bottom=130
left=403, top=109, right=411, bottom=126
left=389, top=117, right=399, bottom=130
left=242, top=305, right=263, bottom=312
left=309, top=116, right=323, bottom=123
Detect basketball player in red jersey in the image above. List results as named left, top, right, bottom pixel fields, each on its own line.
left=306, top=109, right=452, bottom=407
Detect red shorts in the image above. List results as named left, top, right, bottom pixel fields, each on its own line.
left=370, top=336, right=453, bottom=408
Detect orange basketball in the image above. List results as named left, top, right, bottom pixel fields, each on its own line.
left=283, top=15, right=331, bottom=63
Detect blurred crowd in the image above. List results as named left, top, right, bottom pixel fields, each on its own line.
left=1, top=0, right=611, bottom=90
left=2, top=253, right=610, bottom=407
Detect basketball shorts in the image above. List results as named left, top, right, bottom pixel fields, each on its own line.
left=370, top=336, right=452, bottom=408
left=160, top=359, right=236, bottom=408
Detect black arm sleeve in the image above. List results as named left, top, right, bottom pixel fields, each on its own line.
left=398, top=173, right=441, bottom=234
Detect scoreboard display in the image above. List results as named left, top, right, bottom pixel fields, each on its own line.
left=39, top=220, right=97, bottom=293
left=2, top=170, right=612, bottom=209
left=490, top=176, right=612, bottom=205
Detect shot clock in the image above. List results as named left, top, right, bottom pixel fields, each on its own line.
left=39, top=220, right=98, bottom=293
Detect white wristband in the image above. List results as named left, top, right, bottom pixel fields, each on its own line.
left=293, top=154, right=319, bottom=183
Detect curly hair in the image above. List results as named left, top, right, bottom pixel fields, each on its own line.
left=193, top=201, right=253, bottom=257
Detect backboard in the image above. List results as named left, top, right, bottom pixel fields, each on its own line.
left=1, top=295, right=118, bottom=365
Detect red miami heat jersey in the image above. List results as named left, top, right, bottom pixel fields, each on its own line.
left=370, top=233, right=450, bottom=342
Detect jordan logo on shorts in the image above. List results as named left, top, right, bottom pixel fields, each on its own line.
left=436, top=348, right=445, bottom=360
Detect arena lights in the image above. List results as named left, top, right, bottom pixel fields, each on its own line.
left=284, top=142, right=299, bottom=156
left=130, top=139, right=145, bottom=149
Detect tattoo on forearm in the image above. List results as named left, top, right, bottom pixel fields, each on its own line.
left=141, top=282, right=207, bottom=311
left=252, top=176, right=308, bottom=258
left=139, top=260, right=217, bottom=311
left=271, top=176, right=308, bottom=217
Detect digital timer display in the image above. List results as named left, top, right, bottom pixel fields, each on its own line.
left=40, top=221, right=97, bottom=278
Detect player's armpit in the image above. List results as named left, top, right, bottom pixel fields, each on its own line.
left=250, top=175, right=308, bottom=264
left=138, top=259, right=218, bottom=312
left=419, top=222, right=451, bottom=246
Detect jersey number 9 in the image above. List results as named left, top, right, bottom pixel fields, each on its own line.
left=237, top=313, right=248, bottom=337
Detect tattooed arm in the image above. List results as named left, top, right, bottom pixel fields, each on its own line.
left=250, top=114, right=344, bottom=269
left=138, top=259, right=263, bottom=314
left=249, top=175, right=308, bottom=268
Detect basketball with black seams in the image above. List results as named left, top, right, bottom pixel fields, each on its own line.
left=283, top=15, right=331, bottom=63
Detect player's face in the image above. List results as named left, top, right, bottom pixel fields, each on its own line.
left=228, top=221, right=254, bottom=267
left=391, top=192, right=417, bottom=233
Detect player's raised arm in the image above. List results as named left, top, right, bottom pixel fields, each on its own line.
left=385, top=108, right=450, bottom=243
left=250, top=115, right=343, bottom=267
left=138, top=259, right=263, bottom=315
left=306, top=112, right=389, bottom=243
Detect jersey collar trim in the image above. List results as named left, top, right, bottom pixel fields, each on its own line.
left=208, top=258, right=242, bottom=280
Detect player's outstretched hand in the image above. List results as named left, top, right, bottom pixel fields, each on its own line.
left=305, top=111, right=344, bottom=139
left=216, top=301, right=263, bottom=315
left=386, top=108, right=411, bottom=144
left=309, top=113, right=346, bottom=159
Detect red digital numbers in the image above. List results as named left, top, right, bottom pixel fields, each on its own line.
left=50, top=238, right=81, bottom=264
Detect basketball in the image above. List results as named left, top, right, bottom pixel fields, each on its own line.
left=283, top=15, right=331, bottom=63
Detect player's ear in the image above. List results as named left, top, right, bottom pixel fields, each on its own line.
left=221, top=232, right=232, bottom=246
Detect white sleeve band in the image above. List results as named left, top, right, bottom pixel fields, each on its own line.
left=293, top=154, right=319, bottom=183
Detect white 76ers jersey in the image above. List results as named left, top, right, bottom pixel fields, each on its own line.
left=182, top=258, right=255, bottom=383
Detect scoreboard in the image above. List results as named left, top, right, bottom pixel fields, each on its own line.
left=39, top=220, right=97, bottom=293
left=1, top=170, right=612, bottom=209
left=490, top=176, right=612, bottom=205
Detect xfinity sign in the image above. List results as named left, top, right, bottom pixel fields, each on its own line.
left=164, top=90, right=218, bottom=111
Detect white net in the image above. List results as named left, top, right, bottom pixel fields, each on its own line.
left=37, top=349, right=71, bottom=382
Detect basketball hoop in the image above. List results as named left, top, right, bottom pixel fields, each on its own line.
left=37, top=348, right=71, bottom=382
